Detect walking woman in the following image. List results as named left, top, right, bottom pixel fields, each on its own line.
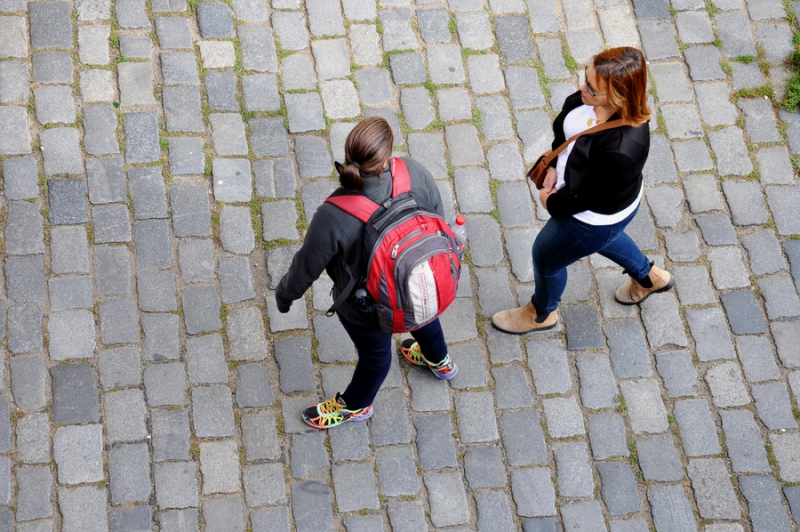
left=492, top=47, right=674, bottom=334
left=275, top=117, right=457, bottom=429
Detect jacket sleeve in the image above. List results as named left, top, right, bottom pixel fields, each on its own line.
left=545, top=146, right=638, bottom=218
left=275, top=207, right=341, bottom=312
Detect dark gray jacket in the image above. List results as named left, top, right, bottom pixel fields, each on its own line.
left=275, top=157, right=443, bottom=328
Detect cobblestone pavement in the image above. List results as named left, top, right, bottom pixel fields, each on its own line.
left=1, top=0, right=800, bottom=530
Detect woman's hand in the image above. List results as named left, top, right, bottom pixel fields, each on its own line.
left=542, top=166, right=557, bottom=193
left=539, top=167, right=557, bottom=208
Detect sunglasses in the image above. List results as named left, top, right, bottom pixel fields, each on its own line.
left=584, top=67, right=606, bottom=97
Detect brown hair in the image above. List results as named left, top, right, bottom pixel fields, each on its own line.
left=336, top=116, right=394, bottom=191
left=593, top=47, right=651, bottom=126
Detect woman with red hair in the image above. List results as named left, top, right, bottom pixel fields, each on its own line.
left=492, top=47, right=674, bottom=334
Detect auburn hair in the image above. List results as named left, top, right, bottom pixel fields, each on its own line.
left=593, top=47, right=651, bottom=126
left=336, top=116, right=394, bottom=191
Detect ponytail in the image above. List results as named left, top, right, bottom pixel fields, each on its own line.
left=336, top=117, right=394, bottom=191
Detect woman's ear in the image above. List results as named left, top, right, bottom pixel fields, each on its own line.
left=334, top=161, right=344, bottom=173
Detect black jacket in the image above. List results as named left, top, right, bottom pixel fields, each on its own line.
left=546, top=91, right=650, bottom=219
left=275, top=157, right=443, bottom=328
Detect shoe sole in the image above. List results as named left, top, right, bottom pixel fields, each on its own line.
left=616, top=277, right=675, bottom=306
left=431, top=363, right=458, bottom=380
left=490, top=318, right=559, bottom=335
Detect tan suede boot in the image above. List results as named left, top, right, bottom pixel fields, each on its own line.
left=615, top=264, right=674, bottom=305
left=491, top=302, right=558, bottom=334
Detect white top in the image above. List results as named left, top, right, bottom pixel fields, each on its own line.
left=555, top=104, right=642, bottom=226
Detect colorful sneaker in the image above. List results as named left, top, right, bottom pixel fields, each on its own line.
left=400, top=339, right=459, bottom=380
left=301, top=393, right=373, bottom=430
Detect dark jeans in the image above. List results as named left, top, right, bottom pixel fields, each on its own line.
left=532, top=208, right=650, bottom=313
left=339, top=317, right=448, bottom=409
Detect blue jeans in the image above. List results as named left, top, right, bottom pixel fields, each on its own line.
left=338, top=317, right=448, bottom=409
left=532, top=209, right=650, bottom=314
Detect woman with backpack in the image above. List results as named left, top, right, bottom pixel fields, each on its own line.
left=275, top=116, right=458, bottom=430
left=492, top=47, right=673, bottom=334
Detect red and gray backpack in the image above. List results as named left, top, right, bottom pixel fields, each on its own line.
left=325, top=158, right=461, bottom=333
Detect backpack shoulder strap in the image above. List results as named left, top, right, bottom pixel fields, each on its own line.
left=324, top=195, right=380, bottom=223
left=390, top=157, right=411, bottom=197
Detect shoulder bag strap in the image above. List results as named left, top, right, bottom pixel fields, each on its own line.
left=543, top=119, right=627, bottom=166
left=390, top=157, right=411, bottom=197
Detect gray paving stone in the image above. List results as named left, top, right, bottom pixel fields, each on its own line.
left=435, top=88, right=471, bottom=124
left=240, top=75, right=278, bottom=112
left=604, top=320, right=652, bottom=378
left=163, top=87, right=204, bottom=133
left=741, top=229, right=786, bottom=275
left=203, top=496, right=245, bottom=532
left=3, top=156, right=36, bottom=201
left=166, top=137, right=204, bottom=175
left=407, top=132, right=447, bottom=178
left=771, top=432, right=800, bottom=482
left=739, top=475, right=792, bottom=531
left=16, top=466, right=53, bottom=522
left=758, top=276, right=800, bottom=319
left=0, top=60, right=29, bottom=107
left=184, top=334, right=226, bottom=385
left=123, top=112, right=160, bottom=163
left=444, top=345, right=485, bottom=390
left=152, top=409, right=190, bottom=461
left=752, top=382, right=797, bottom=430
left=686, top=307, right=736, bottom=362
left=739, top=98, right=781, bottom=144
left=542, top=396, right=585, bottom=439
left=109, top=506, right=152, bottom=532
left=516, top=109, right=555, bottom=163
left=119, top=35, right=151, bottom=58
left=155, top=16, right=191, bottom=49
left=5, top=201, right=45, bottom=256
left=349, top=23, right=382, bottom=67
left=32, top=51, right=72, bottom=85
left=326, top=418, right=369, bottom=463
left=737, top=335, right=781, bottom=382
left=637, top=433, right=684, bottom=481
left=588, top=411, right=629, bottom=460
left=291, top=431, right=329, bottom=479
left=379, top=8, right=416, bottom=51
left=85, top=157, right=125, bottom=205
left=196, top=1, right=233, bottom=37
left=34, top=86, right=75, bottom=126
left=400, top=87, right=434, bottom=130
left=116, top=0, right=150, bottom=28
left=160, top=52, right=199, bottom=85
left=239, top=24, right=277, bottom=72
left=647, top=484, right=697, bottom=532
left=559, top=305, right=602, bottom=350
left=424, top=472, right=470, bottom=527
left=91, top=204, right=132, bottom=244
left=492, top=365, right=533, bottom=409
left=707, top=360, right=751, bottom=408
left=707, top=247, right=750, bottom=291
left=641, top=134, right=677, bottom=185
left=192, top=385, right=235, bottom=437
left=673, top=398, right=721, bottom=457
left=511, top=468, right=556, bottom=518
left=154, top=461, right=199, bottom=509
left=137, top=270, right=178, bottom=311
left=526, top=338, right=571, bottom=395
left=476, top=95, right=514, bottom=141
left=454, top=391, right=499, bottom=443
left=501, top=410, right=548, bottom=466
left=719, top=290, right=766, bottom=335
left=182, top=285, right=222, bottom=335
left=217, top=257, right=254, bottom=304
left=375, top=446, right=420, bottom=497
left=132, top=223, right=170, bottom=275
left=331, top=462, right=379, bottom=513
left=54, top=424, right=103, bottom=484
left=241, top=413, right=280, bottom=462
left=51, top=363, right=101, bottom=423
left=494, top=15, right=534, bottom=63
left=720, top=409, right=770, bottom=473
left=620, top=377, right=669, bottom=434
left=417, top=7, right=450, bottom=44
left=93, top=247, right=132, bottom=298
left=199, top=440, right=240, bottom=494
left=209, top=113, right=249, bottom=156
left=223, top=307, right=267, bottom=362
left=684, top=45, right=725, bottom=81
left=272, top=10, right=308, bottom=50
left=144, top=363, right=187, bottom=407
left=48, top=276, right=92, bottom=310
left=243, top=463, right=286, bottom=508
left=16, top=413, right=50, bottom=463
left=756, top=145, right=795, bottom=185
left=463, top=445, right=505, bottom=489
left=388, top=52, right=425, bottom=85
left=474, top=491, right=515, bottom=532
left=143, top=313, right=180, bottom=362
left=367, top=388, right=410, bottom=445
left=48, top=309, right=96, bottom=360
left=5, top=255, right=45, bottom=303
left=236, top=363, right=274, bottom=407
left=8, top=303, right=43, bottom=354
left=217, top=206, right=255, bottom=255
left=487, top=144, right=525, bottom=184
left=716, top=11, right=757, bottom=58
left=767, top=185, right=800, bottom=236
left=108, top=443, right=151, bottom=504
left=553, top=441, right=594, bottom=498
left=576, top=353, right=618, bottom=409
left=118, top=62, right=157, bottom=108
left=175, top=240, right=214, bottom=285
left=407, top=369, right=450, bottom=412
left=654, top=350, right=698, bottom=398
left=598, top=461, right=639, bottom=516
